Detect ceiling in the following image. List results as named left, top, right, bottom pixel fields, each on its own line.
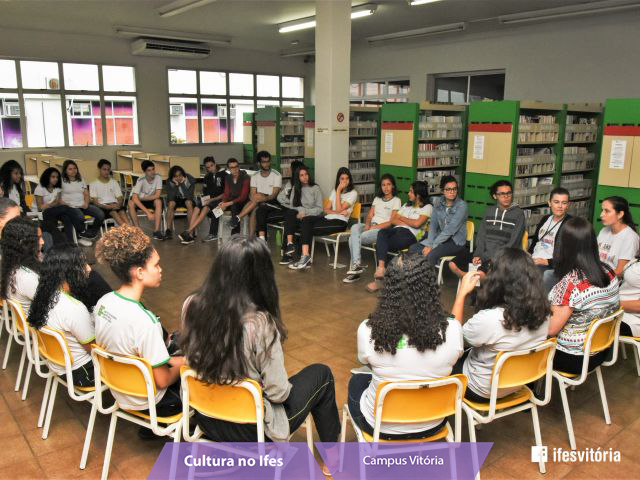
left=0, top=0, right=630, bottom=53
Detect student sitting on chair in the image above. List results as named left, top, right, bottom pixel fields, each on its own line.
left=231, top=151, right=282, bottom=237
left=343, top=174, right=400, bottom=284
left=218, top=158, right=250, bottom=235
left=289, top=167, right=357, bottom=271
left=180, top=236, right=340, bottom=459
left=620, top=246, right=640, bottom=337
left=449, top=179, right=524, bottom=280
left=548, top=217, right=620, bottom=374
left=597, top=196, right=639, bottom=279
left=95, top=226, right=185, bottom=437
left=409, top=175, right=468, bottom=266
left=28, top=244, right=96, bottom=387
left=60, top=160, right=104, bottom=242
left=350, top=254, right=463, bottom=438
left=0, top=160, right=28, bottom=214
left=452, top=247, right=550, bottom=402
left=128, top=160, right=164, bottom=241
left=90, top=159, right=129, bottom=227
left=165, top=165, right=195, bottom=240
left=279, top=165, right=323, bottom=266
left=179, top=156, right=226, bottom=244
left=366, top=181, right=431, bottom=293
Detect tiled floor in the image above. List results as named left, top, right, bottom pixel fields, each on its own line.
left=1, top=231, right=640, bottom=479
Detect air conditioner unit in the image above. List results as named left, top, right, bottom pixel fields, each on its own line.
left=71, top=102, right=92, bottom=116
left=218, top=106, right=227, bottom=118
left=170, top=104, right=185, bottom=116
left=3, top=102, right=20, bottom=117
left=131, top=38, right=211, bottom=58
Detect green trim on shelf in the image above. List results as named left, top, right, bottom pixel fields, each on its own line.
left=380, top=103, right=419, bottom=123
left=468, top=101, right=519, bottom=124
left=304, top=105, right=315, bottom=121
left=602, top=99, right=640, bottom=126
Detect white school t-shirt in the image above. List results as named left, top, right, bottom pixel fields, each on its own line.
left=132, top=174, right=163, bottom=199
left=94, top=291, right=170, bottom=410
left=531, top=216, right=564, bottom=260
left=597, top=226, right=640, bottom=270
left=325, top=189, right=358, bottom=222
left=33, top=185, right=61, bottom=209
left=395, top=203, right=433, bottom=237
left=8, top=267, right=39, bottom=316
left=44, top=292, right=94, bottom=376
left=8, top=185, right=21, bottom=209
left=61, top=179, right=87, bottom=208
left=90, top=179, right=123, bottom=204
left=357, top=319, right=463, bottom=434
left=250, top=170, right=282, bottom=196
left=621, top=260, right=640, bottom=336
left=371, top=196, right=402, bottom=226
left=462, top=307, right=549, bottom=398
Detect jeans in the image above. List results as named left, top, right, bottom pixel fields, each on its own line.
left=196, top=364, right=340, bottom=442
left=69, top=205, right=105, bottom=237
left=348, top=223, right=382, bottom=265
left=408, top=238, right=467, bottom=266
left=375, top=227, right=416, bottom=264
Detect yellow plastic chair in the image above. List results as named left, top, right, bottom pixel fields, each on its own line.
left=437, top=220, right=475, bottom=285
left=313, top=200, right=362, bottom=269
left=552, top=309, right=623, bottom=450
left=619, top=334, right=640, bottom=376
left=522, top=231, right=529, bottom=250
left=4, top=300, right=39, bottom=399
left=91, top=346, right=183, bottom=480
left=462, top=338, right=557, bottom=477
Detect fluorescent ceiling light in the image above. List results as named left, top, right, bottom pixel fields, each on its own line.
left=499, top=0, right=640, bottom=25
left=408, top=0, right=444, bottom=5
left=367, top=22, right=466, bottom=44
left=278, top=3, right=377, bottom=33
left=157, top=0, right=218, bottom=18
left=114, top=25, right=231, bottom=45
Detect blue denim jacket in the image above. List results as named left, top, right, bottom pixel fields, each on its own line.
left=422, top=196, right=468, bottom=248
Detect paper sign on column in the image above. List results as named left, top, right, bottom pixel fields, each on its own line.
left=384, top=132, right=393, bottom=154
left=609, top=139, right=627, bottom=169
left=473, top=135, right=485, bottom=160
left=257, top=127, right=265, bottom=146
left=306, top=131, right=314, bottom=147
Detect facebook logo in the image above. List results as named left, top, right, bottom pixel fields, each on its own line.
left=531, top=446, right=548, bottom=463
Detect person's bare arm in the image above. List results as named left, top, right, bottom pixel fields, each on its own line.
left=548, top=305, right=573, bottom=336
left=152, top=356, right=185, bottom=389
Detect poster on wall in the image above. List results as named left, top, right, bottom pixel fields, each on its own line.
left=609, top=139, right=627, bottom=169
left=473, top=135, right=485, bottom=160
left=384, top=132, right=393, bottom=153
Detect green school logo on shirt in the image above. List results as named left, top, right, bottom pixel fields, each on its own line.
left=396, top=337, right=407, bottom=350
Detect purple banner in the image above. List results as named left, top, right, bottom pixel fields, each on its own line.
left=147, top=442, right=492, bottom=480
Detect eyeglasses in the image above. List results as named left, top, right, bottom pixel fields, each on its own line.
left=495, top=191, right=513, bottom=197
left=444, top=187, right=458, bottom=192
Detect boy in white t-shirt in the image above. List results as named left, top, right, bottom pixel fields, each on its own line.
left=128, top=160, right=164, bottom=240
left=95, top=225, right=184, bottom=435
left=90, top=159, right=129, bottom=227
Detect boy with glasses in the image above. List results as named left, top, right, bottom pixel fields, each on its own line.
left=219, top=158, right=250, bottom=235
left=449, top=179, right=525, bottom=279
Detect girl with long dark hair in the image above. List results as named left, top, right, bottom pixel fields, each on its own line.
left=366, top=181, right=432, bottom=292
left=349, top=254, right=462, bottom=438
left=598, top=196, right=639, bottom=278
left=0, top=160, right=28, bottom=213
left=452, top=247, right=550, bottom=401
left=180, top=235, right=340, bottom=449
left=60, top=159, right=104, bottom=241
left=165, top=164, right=195, bottom=239
left=549, top=217, right=620, bottom=374
left=28, top=245, right=95, bottom=386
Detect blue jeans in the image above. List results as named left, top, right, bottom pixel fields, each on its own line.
left=69, top=205, right=105, bottom=236
left=348, top=223, right=382, bottom=265
left=408, top=238, right=467, bottom=266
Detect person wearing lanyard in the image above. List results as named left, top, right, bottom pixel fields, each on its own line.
left=528, top=187, right=572, bottom=292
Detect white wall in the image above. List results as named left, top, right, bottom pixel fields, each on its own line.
left=350, top=11, right=640, bottom=104
left=0, top=27, right=312, bottom=167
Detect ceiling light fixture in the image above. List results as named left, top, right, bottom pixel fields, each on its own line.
left=278, top=3, right=377, bottom=33
left=408, top=0, right=444, bottom=6
left=114, top=25, right=231, bottom=45
left=157, top=0, right=218, bottom=18
left=366, top=22, right=466, bottom=45
left=498, top=0, right=640, bottom=25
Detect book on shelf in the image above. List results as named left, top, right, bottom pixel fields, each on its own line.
left=560, top=173, right=593, bottom=199
left=416, top=169, right=458, bottom=195
left=515, top=147, right=556, bottom=176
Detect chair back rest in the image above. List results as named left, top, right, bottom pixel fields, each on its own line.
left=466, top=220, right=475, bottom=252
left=375, top=374, right=467, bottom=424
left=8, top=300, right=27, bottom=335
left=181, top=367, right=263, bottom=424
left=92, top=345, right=155, bottom=398
left=25, top=194, right=34, bottom=210
left=492, top=339, right=557, bottom=389
left=585, top=309, right=623, bottom=354
left=351, top=202, right=362, bottom=222
left=125, top=174, right=133, bottom=188
left=522, top=231, right=528, bottom=250
left=36, top=326, right=72, bottom=368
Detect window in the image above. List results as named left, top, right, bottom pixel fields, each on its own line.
left=430, top=70, right=505, bottom=103
left=167, top=69, right=305, bottom=144
left=350, top=79, right=410, bottom=106
left=0, top=58, right=139, bottom=149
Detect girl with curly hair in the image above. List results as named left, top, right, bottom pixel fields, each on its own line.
left=28, top=245, right=95, bottom=386
left=452, top=247, right=550, bottom=402
left=349, top=254, right=463, bottom=439
left=94, top=225, right=185, bottom=425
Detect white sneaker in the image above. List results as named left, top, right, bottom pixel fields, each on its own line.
left=78, top=238, right=92, bottom=247
left=289, top=255, right=312, bottom=270
left=347, top=263, right=365, bottom=275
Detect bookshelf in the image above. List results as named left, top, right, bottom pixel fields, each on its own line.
left=303, top=105, right=315, bottom=180
left=242, top=112, right=255, bottom=165
left=349, top=107, right=379, bottom=207
left=255, top=106, right=305, bottom=181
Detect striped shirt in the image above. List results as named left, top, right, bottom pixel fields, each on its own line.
left=549, top=269, right=620, bottom=354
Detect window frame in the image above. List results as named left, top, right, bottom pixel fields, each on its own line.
left=349, top=77, right=410, bottom=106
left=428, top=69, right=506, bottom=104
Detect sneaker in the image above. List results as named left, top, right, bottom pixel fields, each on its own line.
left=152, top=231, right=165, bottom=241
left=202, top=234, right=217, bottom=242
left=229, top=215, right=240, bottom=229
left=343, top=273, right=361, bottom=283
left=77, top=237, right=93, bottom=247
left=164, top=229, right=173, bottom=240
left=180, top=232, right=194, bottom=245
left=178, top=231, right=189, bottom=242
left=279, top=253, right=293, bottom=265
left=347, top=263, right=365, bottom=275
left=284, top=243, right=296, bottom=256
left=79, top=231, right=97, bottom=240
left=289, top=255, right=312, bottom=270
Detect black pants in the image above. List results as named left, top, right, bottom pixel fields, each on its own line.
left=452, top=349, right=491, bottom=403
left=375, top=227, right=416, bottom=264
left=255, top=202, right=287, bottom=237
left=140, top=378, right=182, bottom=417
left=283, top=210, right=347, bottom=247
left=205, top=199, right=221, bottom=235
left=347, top=373, right=447, bottom=440
left=69, top=206, right=105, bottom=236
left=195, top=364, right=340, bottom=442
left=553, top=349, right=609, bottom=375
left=408, top=238, right=467, bottom=266
left=228, top=201, right=247, bottom=234
left=60, top=361, right=95, bottom=388
left=42, top=205, right=85, bottom=244
left=620, top=322, right=633, bottom=337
